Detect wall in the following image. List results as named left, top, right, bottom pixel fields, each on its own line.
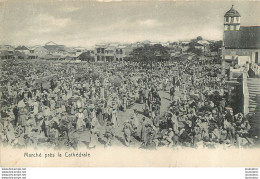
left=223, top=48, right=260, bottom=64
left=242, top=72, right=249, bottom=115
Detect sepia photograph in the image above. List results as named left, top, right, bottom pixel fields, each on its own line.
left=0, top=0, right=260, bottom=167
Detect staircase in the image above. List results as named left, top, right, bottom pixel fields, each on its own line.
left=247, top=78, right=260, bottom=139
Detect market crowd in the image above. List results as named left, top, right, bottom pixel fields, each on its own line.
left=0, top=57, right=256, bottom=150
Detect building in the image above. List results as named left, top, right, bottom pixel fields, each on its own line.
left=30, top=45, right=49, bottom=59
left=222, top=5, right=260, bottom=75
left=0, top=45, right=15, bottom=59
left=95, top=44, right=133, bottom=62
left=95, top=44, right=108, bottom=62
left=104, top=46, right=116, bottom=62
left=15, top=46, right=30, bottom=55
left=44, top=41, right=66, bottom=54
left=73, top=47, right=87, bottom=57
left=115, top=46, right=133, bottom=61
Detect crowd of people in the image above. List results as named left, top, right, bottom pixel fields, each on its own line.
left=0, top=56, right=256, bottom=150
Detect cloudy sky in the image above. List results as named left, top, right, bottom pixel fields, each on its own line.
left=0, top=1, right=259, bottom=48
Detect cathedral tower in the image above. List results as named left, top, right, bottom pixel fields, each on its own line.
left=224, top=5, right=241, bottom=31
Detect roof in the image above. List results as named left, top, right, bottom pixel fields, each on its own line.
left=29, top=45, right=48, bottom=51
left=117, top=46, right=126, bottom=49
left=194, top=43, right=203, bottom=46
left=44, top=45, right=65, bottom=52
left=224, top=26, right=260, bottom=49
left=15, top=46, right=29, bottom=50
left=105, top=46, right=116, bottom=51
left=96, top=44, right=108, bottom=48
left=224, top=5, right=241, bottom=17
left=44, top=54, right=60, bottom=59
left=45, top=41, right=58, bottom=46
left=189, top=42, right=203, bottom=46
left=197, top=40, right=210, bottom=45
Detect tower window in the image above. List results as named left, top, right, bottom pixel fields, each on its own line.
left=226, top=17, right=229, bottom=22
left=236, top=17, right=239, bottom=22
left=231, top=17, right=234, bottom=22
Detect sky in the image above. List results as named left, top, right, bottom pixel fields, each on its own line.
left=0, top=1, right=260, bottom=48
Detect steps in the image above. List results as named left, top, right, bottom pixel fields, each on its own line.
left=247, top=78, right=260, bottom=138
left=247, top=78, right=260, bottom=112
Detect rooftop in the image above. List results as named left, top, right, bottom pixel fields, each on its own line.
left=224, top=5, right=241, bottom=17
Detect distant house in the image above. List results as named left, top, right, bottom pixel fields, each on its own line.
left=95, top=44, right=108, bottom=62
left=44, top=41, right=66, bottom=54
left=196, top=41, right=210, bottom=55
left=0, top=45, right=15, bottom=59
left=73, top=47, right=87, bottom=57
left=30, top=46, right=49, bottom=59
left=44, top=54, right=60, bottom=60
left=15, top=46, right=30, bottom=55
left=192, top=42, right=204, bottom=50
left=197, top=40, right=210, bottom=45
left=14, top=51, right=27, bottom=59
left=0, top=50, right=11, bottom=59
left=104, top=46, right=116, bottom=62
left=115, top=46, right=133, bottom=61
left=95, top=44, right=134, bottom=62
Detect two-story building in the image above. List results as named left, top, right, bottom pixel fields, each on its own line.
left=95, top=44, right=133, bottom=62
left=95, top=44, right=107, bottom=62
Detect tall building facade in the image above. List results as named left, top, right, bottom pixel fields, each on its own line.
left=222, top=5, right=260, bottom=75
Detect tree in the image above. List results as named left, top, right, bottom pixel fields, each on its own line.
left=130, top=44, right=170, bottom=63
left=196, top=36, right=203, bottom=41
left=209, top=40, right=222, bottom=52
left=78, top=51, right=94, bottom=62
left=187, top=42, right=203, bottom=56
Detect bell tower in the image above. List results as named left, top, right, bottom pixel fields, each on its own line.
left=224, top=5, right=241, bottom=31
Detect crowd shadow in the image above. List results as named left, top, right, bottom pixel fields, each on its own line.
left=163, top=97, right=171, bottom=101
left=115, top=135, right=127, bottom=146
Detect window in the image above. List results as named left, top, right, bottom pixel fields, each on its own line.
left=236, top=17, right=239, bottom=22
left=231, top=17, right=234, bottom=22
left=234, top=26, right=236, bottom=30
left=226, top=17, right=229, bottom=22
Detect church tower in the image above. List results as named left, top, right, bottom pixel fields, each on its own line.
left=224, top=5, right=241, bottom=31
